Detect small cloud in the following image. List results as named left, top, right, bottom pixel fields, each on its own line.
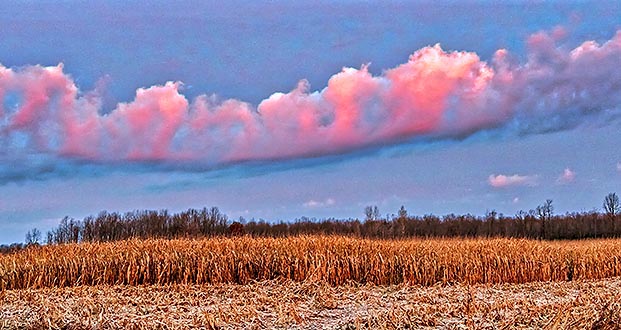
left=303, top=200, right=321, bottom=208
left=513, top=197, right=520, bottom=204
left=617, top=162, right=621, bottom=172
left=303, top=198, right=335, bottom=208
left=557, top=168, right=576, bottom=184
left=488, top=174, right=538, bottom=188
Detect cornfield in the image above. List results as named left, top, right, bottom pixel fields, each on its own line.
left=2, top=236, right=621, bottom=290
left=3, top=278, right=621, bottom=329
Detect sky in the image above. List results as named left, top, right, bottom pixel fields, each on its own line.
left=1, top=1, right=620, bottom=243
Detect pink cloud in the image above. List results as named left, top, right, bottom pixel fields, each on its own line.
left=1, top=29, right=620, bottom=166
left=557, top=168, right=576, bottom=184
left=488, top=174, right=538, bottom=188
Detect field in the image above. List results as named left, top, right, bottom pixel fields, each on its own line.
left=2, top=236, right=621, bottom=329
left=2, top=278, right=621, bottom=329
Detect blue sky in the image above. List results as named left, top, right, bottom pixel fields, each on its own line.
left=0, top=1, right=620, bottom=243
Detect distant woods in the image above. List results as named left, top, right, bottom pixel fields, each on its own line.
left=3, top=193, right=621, bottom=252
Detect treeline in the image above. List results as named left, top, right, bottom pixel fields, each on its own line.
left=6, top=193, right=621, bottom=250
left=46, top=207, right=230, bottom=244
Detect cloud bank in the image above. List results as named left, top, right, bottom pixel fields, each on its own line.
left=1, top=30, right=620, bottom=171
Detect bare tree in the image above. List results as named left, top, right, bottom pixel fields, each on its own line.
left=486, top=209, right=498, bottom=237
left=398, top=206, right=408, bottom=219
left=364, top=205, right=380, bottom=221
left=536, top=199, right=553, bottom=239
left=25, top=228, right=41, bottom=245
left=25, top=231, right=32, bottom=245
left=604, top=192, right=620, bottom=234
left=394, top=206, right=408, bottom=237
left=31, top=228, right=41, bottom=244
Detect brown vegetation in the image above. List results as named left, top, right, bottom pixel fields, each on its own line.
left=3, top=236, right=621, bottom=290
left=27, top=194, right=619, bottom=249
left=2, top=277, right=620, bottom=329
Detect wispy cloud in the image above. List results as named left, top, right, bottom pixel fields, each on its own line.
left=488, top=174, right=538, bottom=188
left=303, top=198, right=335, bottom=208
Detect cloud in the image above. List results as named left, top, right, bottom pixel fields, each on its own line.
left=1, top=29, right=621, bottom=180
left=557, top=168, right=576, bottom=184
left=617, top=162, right=621, bottom=172
left=488, top=174, right=538, bottom=188
left=303, top=198, right=335, bottom=208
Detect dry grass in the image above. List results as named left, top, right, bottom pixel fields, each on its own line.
left=2, top=236, right=621, bottom=290
left=1, top=277, right=621, bottom=329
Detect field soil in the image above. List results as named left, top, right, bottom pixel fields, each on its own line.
left=2, top=277, right=621, bottom=329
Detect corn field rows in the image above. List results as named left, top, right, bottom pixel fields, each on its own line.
left=2, top=236, right=621, bottom=290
